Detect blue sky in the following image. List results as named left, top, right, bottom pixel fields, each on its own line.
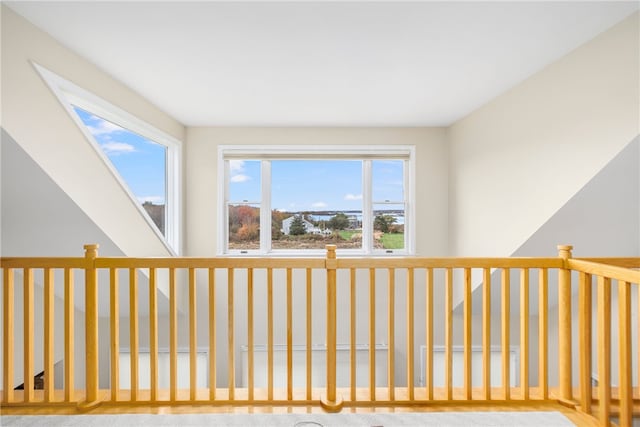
left=230, top=159, right=403, bottom=212
left=74, top=107, right=167, bottom=205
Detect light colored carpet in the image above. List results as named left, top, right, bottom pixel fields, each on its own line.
left=1, top=411, right=575, bottom=426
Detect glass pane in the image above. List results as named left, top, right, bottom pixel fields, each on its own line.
left=228, top=160, right=261, bottom=202
left=372, top=160, right=404, bottom=202
left=73, top=106, right=167, bottom=235
left=228, top=204, right=260, bottom=250
left=373, top=203, right=405, bottom=250
left=271, top=160, right=362, bottom=250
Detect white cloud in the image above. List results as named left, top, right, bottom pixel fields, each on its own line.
left=137, top=195, right=165, bottom=204
left=86, top=117, right=123, bottom=136
left=312, top=201, right=328, bottom=209
left=229, top=160, right=245, bottom=173
left=101, top=141, right=135, bottom=155
left=230, top=174, right=251, bottom=183
left=344, top=193, right=363, bottom=201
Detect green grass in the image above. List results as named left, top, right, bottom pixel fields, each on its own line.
left=338, top=230, right=358, bottom=240
left=381, top=233, right=404, bottom=249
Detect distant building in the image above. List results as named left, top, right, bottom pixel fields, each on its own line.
left=281, top=215, right=330, bottom=235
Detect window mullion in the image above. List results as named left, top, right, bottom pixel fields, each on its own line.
left=260, top=160, right=272, bottom=254
left=362, top=160, right=373, bottom=254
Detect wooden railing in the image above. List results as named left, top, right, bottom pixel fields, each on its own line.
left=1, top=245, right=638, bottom=425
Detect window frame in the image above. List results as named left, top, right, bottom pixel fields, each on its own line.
left=33, top=62, right=182, bottom=254
left=218, top=145, right=415, bottom=256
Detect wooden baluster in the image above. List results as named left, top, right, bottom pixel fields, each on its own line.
left=321, top=245, right=342, bottom=411
left=445, top=268, right=453, bottom=401
left=369, top=268, right=376, bottom=401
left=24, top=268, right=34, bottom=403
left=597, top=276, right=611, bottom=426
left=578, top=272, right=592, bottom=414
left=286, top=268, right=293, bottom=401
left=350, top=268, right=356, bottom=402
left=248, top=268, right=254, bottom=402
left=149, top=268, right=158, bottom=402
left=110, top=268, right=119, bottom=402
left=618, top=281, right=632, bottom=427
left=538, top=268, right=548, bottom=400
left=464, top=268, right=472, bottom=400
left=388, top=268, right=395, bottom=401
left=520, top=268, right=529, bottom=401
left=169, top=268, right=177, bottom=402
left=482, top=268, right=491, bottom=400
left=208, top=268, right=216, bottom=400
left=3, top=268, right=14, bottom=403
left=501, top=268, right=510, bottom=400
left=557, top=245, right=573, bottom=404
left=426, top=268, right=433, bottom=401
left=307, top=268, right=313, bottom=401
left=64, top=268, right=74, bottom=402
left=267, top=268, right=274, bottom=401
left=189, top=268, right=197, bottom=401
left=84, top=244, right=99, bottom=407
left=407, top=268, right=415, bottom=401
left=41, top=268, right=54, bottom=402
left=129, top=267, right=138, bottom=402
left=228, top=268, right=235, bottom=400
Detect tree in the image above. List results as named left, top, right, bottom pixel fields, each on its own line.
left=374, top=214, right=397, bottom=233
left=328, top=212, right=350, bottom=230
left=289, top=215, right=307, bottom=235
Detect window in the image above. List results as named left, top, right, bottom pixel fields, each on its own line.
left=219, top=146, right=414, bottom=255
left=33, top=63, right=182, bottom=253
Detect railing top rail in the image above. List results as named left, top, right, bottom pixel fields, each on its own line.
left=94, top=257, right=326, bottom=269
left=568, top=258, right=640, bottom=284
left=336, top=257, right=563, bottom=269
left=0, top=258, right=86, bottom=269
left=574, top=257, right=640, bottom=269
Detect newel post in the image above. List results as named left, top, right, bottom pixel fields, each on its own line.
left=557, top=244, right=574, bottom=405
left=321, top=245, right=343, bottom=412
left=82, top=244, right=100, bottom=408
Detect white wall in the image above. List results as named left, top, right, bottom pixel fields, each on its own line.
left=448, top=12, right=639, bottom=257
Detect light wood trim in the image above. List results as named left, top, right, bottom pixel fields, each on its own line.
left=538, top=268, right=548, bottom=400
left=287, top=268, right=293, bottom=401
left=388, top=268, right=395, bottom=401
left=95, top=257, right=326, bottom=270
left=501, top=268, right=510, bottom=401
left=369, top=268, right=376, bottom=401
left=575, top=257, right=640, bottom=269
left=267, top=268, right=274, bottom=401
left=445, top=268, right=453, bottom=401
left=0, top=258, right=86, bottom=269
left=64, top=268, right=74, bottom=402
left=558, top=246, right=573, bottom=403
left=149, top=268, right=158, bottom=402
left=248, top=268, right=254, bottom=402
left=463, top=268, right=472, bottom=401
left=406, top=268, right=415, bottom=401
left=24, top=268, right=34, bottom=402
left=3, top=268, right=14, bottom=403
left=596, top=276, right=611, bottom=426
left=578, top=272, right=592, bottom=414
left=189, top=268, right=197, bottom=401
left=568, top=259, right=639, bottom=285
left=326, top=246, right=338, bottom=404
left=129, top=268, right=139, bottom=402
left=208, top=268, right=216, bottom=400
left=169, top=268, right=177, bottom=401
left=482, top=268, right=491, bottom=400
left=336, top=257, right=562, bottom=270
left=84, top=244, right=99, bottom=405
left=307, top=268, right=313, bottom=401
left=520, top=268, right=529, bottom=401
left=110, top=269, right=119, bottom=402
left=350, top=268, right=356, bottom=402
left=43, top=268, right=54, bottom=402
left=426, top=268, right=433, bottom=400
left=228, top=268, right=235, bottom=400
left=618, top=280, right=632, bottom=426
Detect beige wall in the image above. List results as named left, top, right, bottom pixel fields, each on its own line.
left=185, top=127, right=449, bottom=257
left=448, top=12, right=639, bottom=257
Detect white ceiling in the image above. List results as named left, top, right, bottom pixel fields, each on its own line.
left=6, top=1, right=639, bottom=127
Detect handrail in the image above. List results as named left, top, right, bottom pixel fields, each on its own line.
left=1, top=245, right=638, bottom=427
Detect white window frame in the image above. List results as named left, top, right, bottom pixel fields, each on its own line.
left=33, top=62, right=182, bottom=254
left=218, top=145, right=415, bottom=256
